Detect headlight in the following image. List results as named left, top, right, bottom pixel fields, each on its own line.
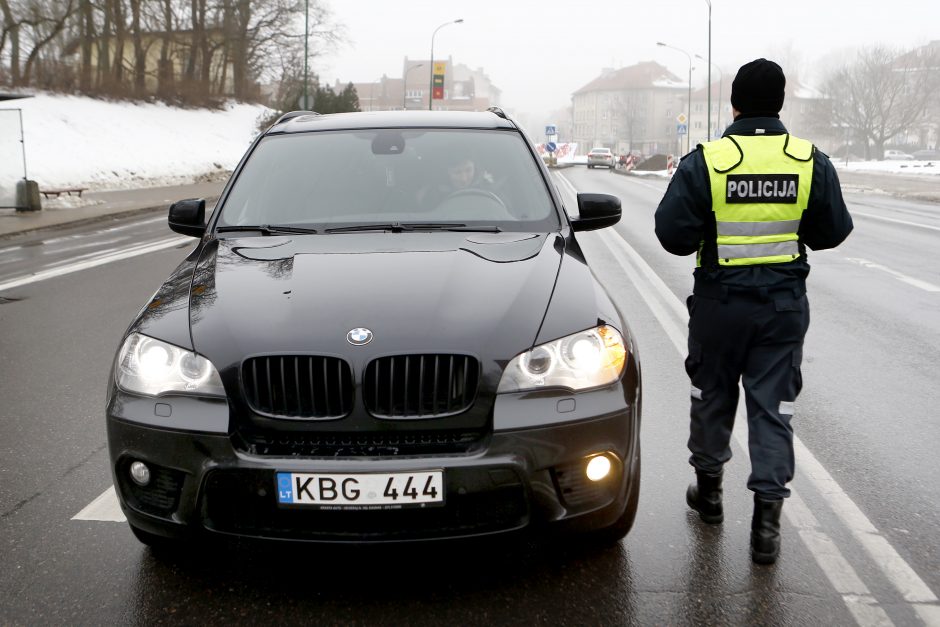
left=497, top=325, right=627, bottom=393
left=115, top=333, right=225, bottom=397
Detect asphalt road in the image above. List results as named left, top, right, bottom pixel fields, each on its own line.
left=0, top=173, right=937, bottom=625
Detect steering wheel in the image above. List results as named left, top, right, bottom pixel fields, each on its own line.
left=439, top=188, right=509, bottom=212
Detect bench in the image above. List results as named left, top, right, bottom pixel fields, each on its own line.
left=40, top=187, right=88, bottom=199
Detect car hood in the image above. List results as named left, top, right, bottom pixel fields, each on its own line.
left=186, top=232, right=562, bottom=372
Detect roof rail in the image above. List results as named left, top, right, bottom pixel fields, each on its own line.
left=274, top=110, right=319, bottom=125
left=486, top=106, right=508, bottom=120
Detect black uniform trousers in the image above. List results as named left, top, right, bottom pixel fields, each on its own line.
left=684, top=290, right=810, bottom=500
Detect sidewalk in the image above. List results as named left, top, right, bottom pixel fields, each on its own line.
left=0, top=180, right=225, bottom=239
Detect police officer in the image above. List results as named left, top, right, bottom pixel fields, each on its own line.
left=654, top=59, right=853, bottom=564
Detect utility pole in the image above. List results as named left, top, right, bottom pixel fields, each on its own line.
left=303, top=0, right=309, bottom=109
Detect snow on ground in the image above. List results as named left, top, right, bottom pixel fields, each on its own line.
left=1, top=92, right=272, bottom=192
left=834, top=159, right=939, bottom=176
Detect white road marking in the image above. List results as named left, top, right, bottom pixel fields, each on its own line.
left=844, top=257, right=940, bottom=293
left=0, top=236, right=191, bottom=292
left=72, top=486, right=126, bottom=522
left=36, top=233, right=87, bottom=245
left=786, top=491, right=894, bottom=627
left=852, top=210, right=940, bottom=233
left=41, top=236, right=127, bottom=256
left=555, top=171, right=939, bottom=626
left=97, top=216, right=166, bottom=233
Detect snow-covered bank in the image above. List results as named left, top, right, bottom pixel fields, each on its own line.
left=834, top=159, right=939, bottom=176
left=1, top=92, right=272, bottom=191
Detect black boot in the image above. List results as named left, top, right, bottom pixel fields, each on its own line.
left=751, top=495, right=783, bottom=564
left=685, top=470, right=723, bottom=524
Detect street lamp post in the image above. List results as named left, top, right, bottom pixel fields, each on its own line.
left=658, top=41, right=693, bottom=153
left=403, top=63, right=424, bottom=110
left=696, top=54, right=723, bottom=139
left=705, top=0, right=711, bottom=142
left=428, top=18, right=463, bottom=111
left=303, top=0, right=309, bottom=109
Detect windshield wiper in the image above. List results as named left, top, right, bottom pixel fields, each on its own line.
left=325, top=222, right=454, bottom=233
left=325, top=222, right=500, bottom=233
left=438, top=225, right=502, bottom=232
left=216, top=224, right=318, bottom=235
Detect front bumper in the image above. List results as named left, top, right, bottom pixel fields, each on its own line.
left=107, top=391, right=639, bottom=543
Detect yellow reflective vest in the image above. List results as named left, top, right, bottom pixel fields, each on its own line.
left=699, top=134, right=814, bottom=266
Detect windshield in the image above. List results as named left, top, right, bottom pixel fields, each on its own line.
left=216, top=128, right=561, bottom=232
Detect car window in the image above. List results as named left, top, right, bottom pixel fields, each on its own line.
left=217, top=128, right=561, bottom=232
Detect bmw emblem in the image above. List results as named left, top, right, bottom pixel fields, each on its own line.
left=346, top=327, right=373, bottom=346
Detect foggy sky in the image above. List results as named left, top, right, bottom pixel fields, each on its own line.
left=318, top=0, right=938, bottom=123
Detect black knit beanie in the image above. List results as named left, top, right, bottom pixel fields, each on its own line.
left=730, top=58, right=786, bottom=116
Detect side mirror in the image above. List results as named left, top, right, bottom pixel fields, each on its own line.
left=168, top=198, right=206, bottom=237
left=571, top=193, right=621, bottom=232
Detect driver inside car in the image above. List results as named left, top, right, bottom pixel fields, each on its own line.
left=417, top=152, right=496, bottom=210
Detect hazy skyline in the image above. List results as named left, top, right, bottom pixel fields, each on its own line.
left=317, top=0, right=938, bottom=121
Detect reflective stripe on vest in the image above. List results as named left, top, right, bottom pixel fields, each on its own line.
left=700, top=134, right=814, bottom=267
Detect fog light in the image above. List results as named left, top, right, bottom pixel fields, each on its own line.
left=129, top=461, right=151, bottom=486
left=585, top=455, right=612, bottom=482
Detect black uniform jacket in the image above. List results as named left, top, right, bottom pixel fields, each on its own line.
left=654, top=115, right=854, bottom=297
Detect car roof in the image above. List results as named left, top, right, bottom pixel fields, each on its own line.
left=267, top=110, right=518, bottom=134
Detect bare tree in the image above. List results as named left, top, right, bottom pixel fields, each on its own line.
left=612, top=91, right=645, bottom=154
left=2, top=0, right=74, bottom=86
left=0, top=0, right=343, bottom=107
left=78, top=0, right=94, bottom=90
left=823, top=45, right=940, bottom=159
left=0, top=0, right=21, bottom=84
left=128, top=0, right=144, bottom=95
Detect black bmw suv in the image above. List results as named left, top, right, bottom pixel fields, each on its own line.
left=106, top=108, right=641, bottom=546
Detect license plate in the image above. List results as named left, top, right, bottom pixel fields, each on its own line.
left=275, top=470, right=445, bottom=510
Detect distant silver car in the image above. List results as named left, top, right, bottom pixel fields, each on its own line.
left=883, top=149, right=914, bottom=161
left=587, top=148, right=614, bottom=169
